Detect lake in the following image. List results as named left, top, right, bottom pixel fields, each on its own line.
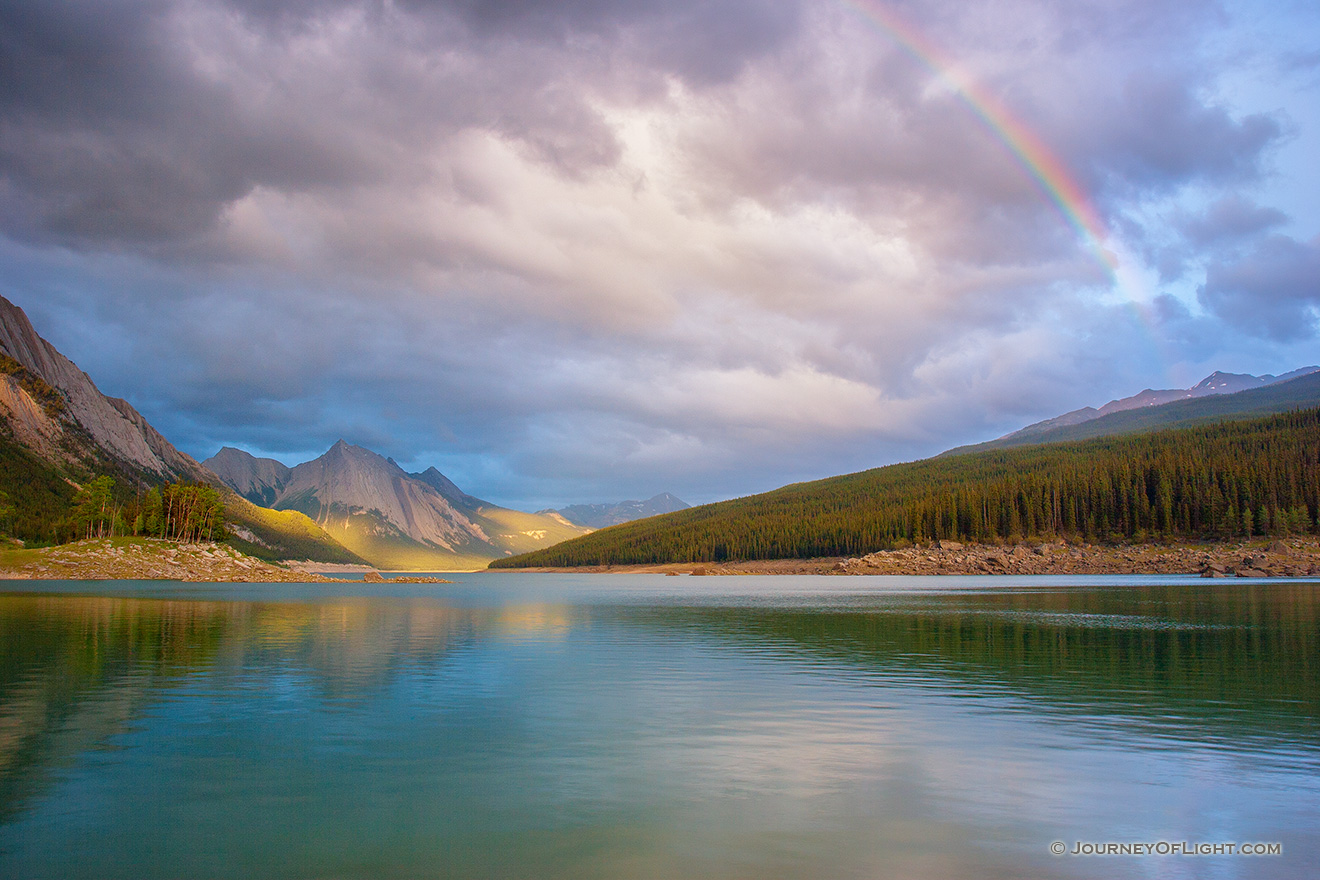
left=0, top=574, right=1316, bottom=879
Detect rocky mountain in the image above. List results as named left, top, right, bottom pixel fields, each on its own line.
left=409, top=466, right=484, bottom=512
left=205, top=447, right=292, bottom=507
left=206, top=444, right=590, bottom=570
left=0, top=295, right=363, bottom=564
left=1003, top=367, right=1319, bottom=443
left=0, top=294, right=211, bottom=482
left=549, top=493, right=691, bottom=529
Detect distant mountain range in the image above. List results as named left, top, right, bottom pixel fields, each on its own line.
left=205, top=443, right=592, bottom=570
left=545, top=494, right=690, bottom=529
left=8, top=288, right=1319, bottom=570
left=944, top=366, right=1320, bottom=456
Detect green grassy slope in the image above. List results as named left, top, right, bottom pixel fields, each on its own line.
left=943, top=370, right=1320, bottom=456
left=282, top=503, right=590, bottom=571
left=308, top=509, right=496, bottom=571
left=222, top=493, right=366, bottom=564
left=492, top=408, right=1320, bottom=567
left=473, top=506, right=592, bottom=558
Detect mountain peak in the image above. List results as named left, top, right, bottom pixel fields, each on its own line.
left=320, top=439, right=397, bottom=465
left=409, top=465, right=481, bottom=511
left=210, top=445, right=280, bottom=465
left=1191, top=371, right=1260, bottom=393
left=204, top=447, right=292, bottom=506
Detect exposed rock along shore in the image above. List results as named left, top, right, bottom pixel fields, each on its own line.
left=512, top=537, right=1320, bottom=577
left=829, top=537, right=1320, bottom=577
left=6, top=537, right=1317, bottom=581
left=0, top=539, right=450, bottom=583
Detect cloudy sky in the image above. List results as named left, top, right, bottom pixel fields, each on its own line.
left=2, top=0, right=1317, bottom=509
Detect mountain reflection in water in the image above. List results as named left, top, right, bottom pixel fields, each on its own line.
left=0, top=580, right=1317, bottom=879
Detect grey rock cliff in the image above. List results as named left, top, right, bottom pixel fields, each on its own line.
left=204, top=447, right=293, bottom=506
left=281, top=440, right=491, bottom=550
left=0, top=294, right=211, bottom=481
left=213, top=442, right=492, bottom=551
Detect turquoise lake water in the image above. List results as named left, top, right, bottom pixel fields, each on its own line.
left=0, top=574, right=1316, bottom=879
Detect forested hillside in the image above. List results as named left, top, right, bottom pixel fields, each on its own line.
left=492, top=408, right=1320, bottom=568
left=0, top=433, right=78, bottom=544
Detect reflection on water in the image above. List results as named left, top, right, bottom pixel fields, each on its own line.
left=0, top=581, right=1317, bottom=879
left=642, top=582, right=1320, bottom=746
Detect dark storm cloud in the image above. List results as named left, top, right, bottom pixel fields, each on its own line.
left=0, top=0, right=1316, bottom=508
left=428, top=0, right=800, bottom=84
left=0, top=0, right=798, bottom=250
left=0, top=0, right=1284, bottom=266
left=221, top=0, right=802, bottom=85
left=0, top=0, right=386, bottom=244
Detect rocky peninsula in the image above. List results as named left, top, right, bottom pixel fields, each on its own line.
left=0, top=538, right=451, bottom=583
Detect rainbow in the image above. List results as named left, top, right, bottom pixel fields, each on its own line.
left=843, top=0, right=1118, bottom=274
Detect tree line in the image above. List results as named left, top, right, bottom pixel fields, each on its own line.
left=63, top=478, right=227, bottom=544
left=493, top=407, right=1320, bottom=568
left=1, top=428, right=227, bottom=547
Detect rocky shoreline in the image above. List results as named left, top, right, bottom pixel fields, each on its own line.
left=6, top=537, right=1318, bottom=582
left=510, top=537, right=1320, bottom=578
left=0, top=538, right=451, bottom=583
left=828, top=537, right=1320, bottom=577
